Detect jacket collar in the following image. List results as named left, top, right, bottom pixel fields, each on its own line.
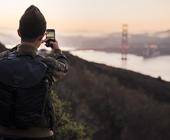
left=17, top=43, right=37, bottom=57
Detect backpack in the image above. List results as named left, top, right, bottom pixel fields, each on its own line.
left=0, top=51, right=54, bottom=129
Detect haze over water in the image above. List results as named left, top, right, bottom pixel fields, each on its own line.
left=71, top=50, right=170, bottom=82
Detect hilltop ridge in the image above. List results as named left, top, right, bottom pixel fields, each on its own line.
left=54, top=52, right=170, bottom=140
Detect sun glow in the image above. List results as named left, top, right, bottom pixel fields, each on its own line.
left=0, top=0, right=169, bottom=34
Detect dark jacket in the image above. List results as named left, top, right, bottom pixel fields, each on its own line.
left=0, top=44, right=68, bottom=138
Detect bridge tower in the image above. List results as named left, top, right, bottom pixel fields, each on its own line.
left=121, top=24, right=129, bottom=60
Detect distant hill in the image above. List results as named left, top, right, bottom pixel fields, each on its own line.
left=0, top=42, right=7, bottom=52
left=54, top=52, right=170, bottom=140
left=58, top=31, right=170, bottom=56
left=1, top=29, right=170, bottom=56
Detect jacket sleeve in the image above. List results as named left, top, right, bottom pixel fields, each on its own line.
left=43, top=49, right=69, bottom=84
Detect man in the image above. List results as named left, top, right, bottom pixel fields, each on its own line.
left=0, top=5, right=68, bottom=140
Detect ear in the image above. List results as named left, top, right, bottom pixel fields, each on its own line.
left=17, top=29, right=21, bottom=37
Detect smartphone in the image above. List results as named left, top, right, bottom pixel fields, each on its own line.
left=46, top=29, right=55, bottom=47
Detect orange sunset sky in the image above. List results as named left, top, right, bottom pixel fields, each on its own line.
left=0, top=0, right=170, bottom=34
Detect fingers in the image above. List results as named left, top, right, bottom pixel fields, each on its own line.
left=41, top=38, right=59, bottom=49
left=51, top=40, right=58, bottom=45
left=41, top=38, right=48, bottom=43
left=51, top=41, right=59, bottom=49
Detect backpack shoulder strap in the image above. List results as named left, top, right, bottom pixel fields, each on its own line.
left=0, top=52, right=48, bottom=88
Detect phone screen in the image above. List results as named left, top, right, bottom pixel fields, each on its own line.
left=46, top=29, right=55, bottom=40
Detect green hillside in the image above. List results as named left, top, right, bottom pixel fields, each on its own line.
left=53, top=52, right=170, bottom=140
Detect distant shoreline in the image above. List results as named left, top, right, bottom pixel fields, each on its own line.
left=74, top=47, right=170, bottom=58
